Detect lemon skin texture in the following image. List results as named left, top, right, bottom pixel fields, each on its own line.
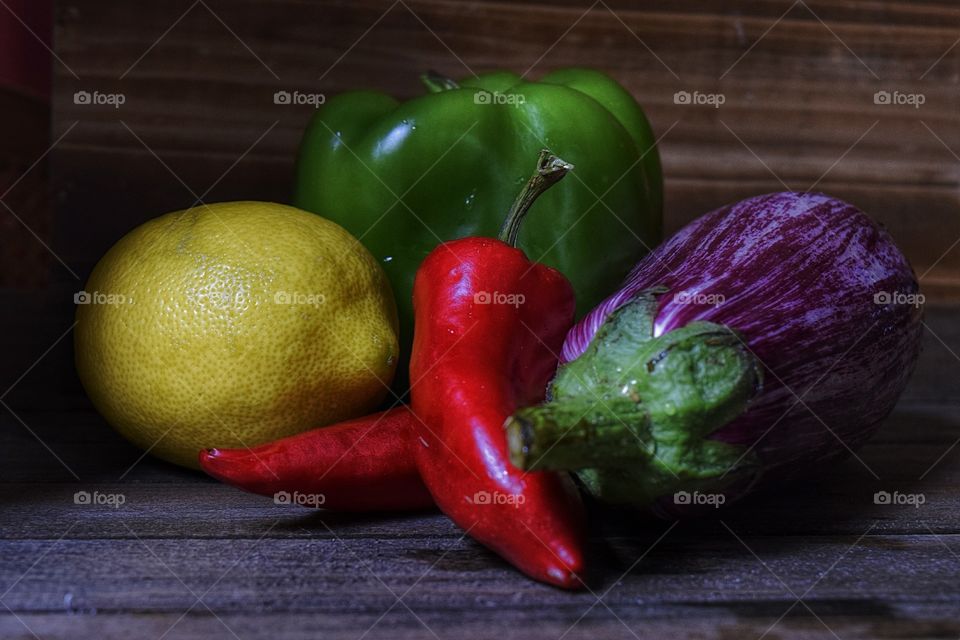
left=75, top=201, right=399, bottom=469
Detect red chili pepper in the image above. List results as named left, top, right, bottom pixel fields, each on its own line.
left=409, top=151, right=586, bottom=589
left=199, top=406, right=434, bottom=511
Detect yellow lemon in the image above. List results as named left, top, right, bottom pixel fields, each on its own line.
left=75, top=201, right=398, bottom=468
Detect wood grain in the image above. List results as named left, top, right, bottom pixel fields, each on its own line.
left=3, top=421, right=959, bottom=539
left=50, top=0, right=960, bottom=291
left=3, top=2, right=960, bottom=637
left=2, top=308, right=960, bottom=637
left=1, top=529, right=959, bottom=637
left=2, top=612, right=957, bottom=640
left=1, top=534, right=959, bottom=611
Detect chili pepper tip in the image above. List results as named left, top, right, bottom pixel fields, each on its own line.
left=547, top=565, right=583, bottom=589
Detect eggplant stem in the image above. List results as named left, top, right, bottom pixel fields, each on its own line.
left=506, top=306, right=763, bottom=507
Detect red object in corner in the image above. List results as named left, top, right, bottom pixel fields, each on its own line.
left=0, top=0, right=53, bottom=100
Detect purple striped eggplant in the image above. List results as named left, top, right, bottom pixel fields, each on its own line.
left=506, top=192, right=923, bottom=513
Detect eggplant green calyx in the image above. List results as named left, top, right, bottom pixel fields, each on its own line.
left=505, top=289, right=764, bottom=507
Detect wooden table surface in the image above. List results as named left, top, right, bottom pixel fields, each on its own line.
left=2, top=1, right=960, bottom=638
left=2, top=304, right=959, bottom=639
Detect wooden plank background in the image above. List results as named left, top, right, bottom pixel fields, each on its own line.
left=9, top=0, right=956, bottom=404
left=49, top=0, right=960, bottom=290
left=1, top=1, right=959, bottom=638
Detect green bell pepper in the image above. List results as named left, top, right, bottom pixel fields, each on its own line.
left=294, top=68, right=662, bottom=380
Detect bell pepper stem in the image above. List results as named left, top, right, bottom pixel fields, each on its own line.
left=421, top=70, right=460, bottom=93
left=498, top=150, right=574, bottom=247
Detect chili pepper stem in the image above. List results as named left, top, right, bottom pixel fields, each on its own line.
left=498, top=150, right=574, bottom=247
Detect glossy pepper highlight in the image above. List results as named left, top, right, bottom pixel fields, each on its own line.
left=199, top=407, right=433, bottom=511
left=409, top=150, right=585, bottom=589
left=295, top=68, right=663, bottom=381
